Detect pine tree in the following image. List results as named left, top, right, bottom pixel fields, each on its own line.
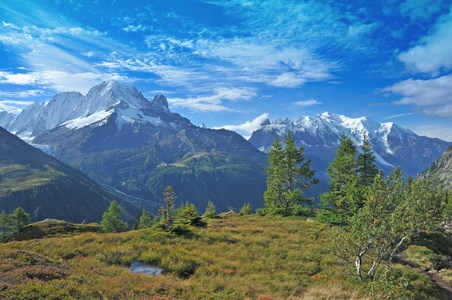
left=319, top=134, right=360, bottom=224
left=204, top=200, right=217, bottom=218
left=0, top=211, right=11, bottom=237
left=264, top=135, right=285, bottom=213
left=357, top=132, right=378, bottom=187
left=282, top=132, right=318, bottom=216
left=264, top=132, right=318, bottom=216
left=100, top=201, right=129, bottom=233
left=159, top=186, right=177, bottom=231
left=10, top=207, right=30, bottom=232
left=139, top=210, right=153, bottom=229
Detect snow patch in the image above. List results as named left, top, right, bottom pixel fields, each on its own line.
left=64, top=110, right=112, bottom=130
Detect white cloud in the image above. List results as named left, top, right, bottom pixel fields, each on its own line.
left=398, top=6, right=452, bottom=74
left=171, top=87, right=256, bottom=111
left=0, top=100, right=34, bottom=114
left=347, top=22, right=379, bottom=38
left=0, top=89, right=47, bottom=98
left=0, top=70, right=129, bottom=94
left=214, top=113, right=270, bottom=134
left=383, top=74, right=452, bottom=106
left=413, top=124, right=452, bottom=142
left=292, top=99, right=323, bottom=107
left=383, top=112, right=414, bottom=120
left=400, top=0, right=443, bottom=20
left=168, top=87, right=257, bottom=112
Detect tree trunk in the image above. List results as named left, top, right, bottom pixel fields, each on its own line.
left=355, top=245, right=369, bottom=281
left=386, top=236, right=407, bottom=272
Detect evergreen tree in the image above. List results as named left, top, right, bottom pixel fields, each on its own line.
left=177, top=203, right=206, bottom=227
left=10, top=207, right=30, bottom=232
left=0, top=211, right=11, bottom=237
left=159, top=186, right=177, bottom=231
left=139, top=210, right=153, bottom=229
left=319, top=134, right=360, bottom=224
left=100, top=201, right=129, bottom=233
left=132, top=220, right=139, bottom=230
left=204, top=200, right=217, bottom=218
left=264, top=135, right=285, bottom=212
left=264, top=132, right=318, bottom=216
left=357, top=132, right=378, bottom=187
left=239, top=203, right=252, bottom=216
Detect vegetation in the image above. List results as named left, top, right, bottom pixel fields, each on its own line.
left=263, top=133, right=318, bottom=216
left=0, top=207, right=30, bottom=241
left=100, top=201, right=129, bottom=233
left=318, top=134, right=379, bottom=225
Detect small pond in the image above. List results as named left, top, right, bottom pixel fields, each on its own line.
left=130, top=262, right=163, bottom=276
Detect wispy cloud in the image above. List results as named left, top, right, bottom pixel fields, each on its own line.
left=398, top=5, right=452, bottom=74
left=413, top=124, right=452, bottom=141
left=383, top=74, right=452, bottom=106
left=400, top=0, right=444, bottom=21
left=383, top=112, right=414, bottom=120
left=0, top=89, right=47, bottom=98
left=382, top=74, right=452, bottom=118
left=168, top=87, right=257, bottom=112
left=292, top=99, right=323, bottom=107
left=0, top=100, right=34, bottom=114
left=214, top=113, right=270, bottom=135
left=0, top=70, right=129, bottom=94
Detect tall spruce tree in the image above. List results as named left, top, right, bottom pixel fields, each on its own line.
left=139, top=210, right=153, bottom=229
left=357, top=132, right=378, bottom=187
left=100, top=201, right=129, bottom=233
left=159, top=186, right=177, bottom=231
left=319, top=134, right=360, bottom=224
left=264, top=132, right=318, bottom=216
left=0, top=211, right=11, bottom=237
left=264, top=135, right=285, bottom=213
left=10, top=207, right=30, bottom=232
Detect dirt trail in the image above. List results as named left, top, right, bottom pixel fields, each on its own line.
left=395, top=250, right=452, bottom=300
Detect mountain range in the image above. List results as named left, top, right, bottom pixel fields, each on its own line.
left=248, top=113, right=451, bottom=180
left=1, top=81, right=451, bottom=214
left=0, top=126, right=141, bottom=223
left=4, top=81, right=267, bottom=214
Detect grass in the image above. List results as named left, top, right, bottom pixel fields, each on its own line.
left=0, top=214, right=445, bottom=299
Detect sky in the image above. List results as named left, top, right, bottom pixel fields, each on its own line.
left=1, top=0, right=452, bottom=141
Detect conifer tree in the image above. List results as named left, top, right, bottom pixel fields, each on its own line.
left=10, top=207, right=30, bottom=232
left=357, top=132, right=378, bottom=187
left=159, top=186, right=177, bottom=231
left=0, top=211, right=11, bottom=237
left=319, top=134, right=360, bottom=224
left=204, top=200, right=217, bottom=218
left=139, top=210, right=153, bottom=229
left=264, top=135, right=285, bottom=212
left=264, top=132, right=318, bottom=216
left=101, top=201, right=129, bottom=233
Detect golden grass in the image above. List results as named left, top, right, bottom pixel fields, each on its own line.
left=0, top=214, right=433, bottom=299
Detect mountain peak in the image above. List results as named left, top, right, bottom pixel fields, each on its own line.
left=153, top=94, right=169, bottom=110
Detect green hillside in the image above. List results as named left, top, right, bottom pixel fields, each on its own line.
left=0, top=127, right=141, bottom=223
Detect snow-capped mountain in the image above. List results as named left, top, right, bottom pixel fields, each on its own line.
left=6, top=81, right=182, bottom=139
left=249, top=112, right=451, bottom=178
left=20, top=81, right=267, bottom=213
left=0, top=111, right=15, bottom=129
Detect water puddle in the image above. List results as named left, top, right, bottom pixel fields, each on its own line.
left=130, top=262, right=163, bottom=276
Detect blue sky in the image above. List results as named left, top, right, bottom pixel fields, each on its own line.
left=1, top=0, right=452, bottom=141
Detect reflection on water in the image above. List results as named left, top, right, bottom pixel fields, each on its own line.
left=130, top=262, right=163, bottom=276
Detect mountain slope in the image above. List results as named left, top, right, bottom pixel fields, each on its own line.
left=249, top=113, right=451, bottom=178
left=421, top=145, right=452, bottom=190
left=0, top=126, right=141, bottom=223
left=0, top=111, right=15, bottom=129
left=29, top=81, right=267, bottom=213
